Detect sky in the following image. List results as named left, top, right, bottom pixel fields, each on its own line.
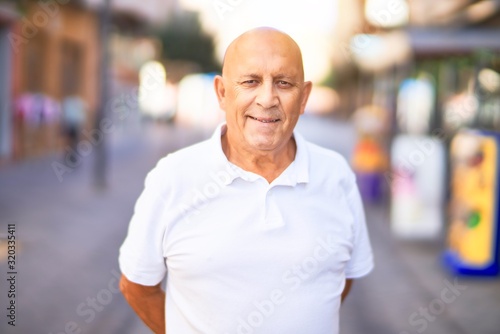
left=179, top=0, right=339, bottom=83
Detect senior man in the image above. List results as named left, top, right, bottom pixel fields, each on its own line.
left=119, top=27, right=374, bottom=334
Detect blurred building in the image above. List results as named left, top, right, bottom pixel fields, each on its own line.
left=328, top=0, right=366, bottom=117
left=86, top=0, right=177, bottom=25
left=0, top=0, right=177, bottom=162
left=342, top=0, right=500, bottom=136
left=8, top=1, right=100, bottom=159
left=336, top=0, right=500, bottom=244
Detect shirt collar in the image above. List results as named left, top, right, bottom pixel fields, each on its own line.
left=209, top=123, right=310, bottom=186
left=291, top=131, right=310, bottom=185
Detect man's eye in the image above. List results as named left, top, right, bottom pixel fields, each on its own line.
left=277, top=81, right=291, bottom=87
left=242, top=80, right=258, bottom=85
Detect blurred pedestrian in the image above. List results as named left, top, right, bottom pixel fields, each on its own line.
left=119, top=27, right=374, bottom=334
left=61, top=95, right=86, bottom=161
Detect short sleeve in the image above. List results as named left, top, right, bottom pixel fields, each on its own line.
left=119, top=157, right=170, bottom=286
left=344, top=178, right=374, bottom=278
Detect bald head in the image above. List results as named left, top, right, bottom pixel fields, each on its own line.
left=222, top=27, right=305, bottom=81
left=213, top=27, right=312, bottom=163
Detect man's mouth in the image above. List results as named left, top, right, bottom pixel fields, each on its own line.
left=248, top=116, right=280, bottom=123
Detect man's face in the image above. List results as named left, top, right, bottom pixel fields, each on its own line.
left=215, top=31, right=312, bottom=154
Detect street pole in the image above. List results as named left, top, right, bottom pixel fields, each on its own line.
left=94, top=0, right=111, bottom=188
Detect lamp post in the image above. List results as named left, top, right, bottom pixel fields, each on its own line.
left=94, top=0, right=111, bottom=188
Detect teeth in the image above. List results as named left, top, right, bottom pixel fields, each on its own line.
left=249, top=116, right=279, bottom=123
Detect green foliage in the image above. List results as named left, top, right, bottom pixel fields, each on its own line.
left=320, top=70, right=337, bottom=88
left=3, top=0, right=29, bottom=14
left=154, top=10, right=220, bottom=73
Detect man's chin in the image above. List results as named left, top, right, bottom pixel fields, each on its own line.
left=244, top=135, right=286, bottom=153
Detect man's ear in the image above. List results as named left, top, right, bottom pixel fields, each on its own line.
left=214, top=75, right=226, bottom=110
left=299, top=81, right=313, bottom=115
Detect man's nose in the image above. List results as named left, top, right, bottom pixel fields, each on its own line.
left=255, top=82, right=278, bottom=109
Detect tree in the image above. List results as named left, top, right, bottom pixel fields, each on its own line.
left=154, top=10, right=220, bottom=73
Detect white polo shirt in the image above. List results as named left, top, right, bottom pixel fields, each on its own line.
left=119, top=124, right=374, bottom=334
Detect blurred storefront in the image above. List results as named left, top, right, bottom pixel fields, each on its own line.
left=3, top=0, right=176, bottom=162
left=9, top=1, right=100, bottom=159
left=349, top=0, right=500, bottom=137
left=340, top=0, right=500, bottom=243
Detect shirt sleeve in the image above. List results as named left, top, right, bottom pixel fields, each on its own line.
left=119, top=157, right=170, bottom=286
left=344, top=177, right=375, bottom=279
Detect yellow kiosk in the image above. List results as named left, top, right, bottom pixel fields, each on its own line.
left=445, top=130, right=500, bottom=276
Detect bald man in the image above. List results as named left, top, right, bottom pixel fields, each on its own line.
left=119, top=28, right=373, bottom=334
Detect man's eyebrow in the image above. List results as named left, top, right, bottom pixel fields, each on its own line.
left=275, top=74, right=297, bottom=80
left=238, top=73, right=298, bottom=80
left=238, top=74, right=261, bottom=80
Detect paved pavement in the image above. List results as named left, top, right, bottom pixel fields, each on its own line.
left=0, top=115, right=499, bottom=334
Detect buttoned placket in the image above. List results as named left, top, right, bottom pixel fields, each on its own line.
left=260, top=162, right=299, bottom=230
left=226, top=162, right=292, bottom=230
left=263, top=185, right=285, bottom=229
left=212, top=125, right=309, bottom=231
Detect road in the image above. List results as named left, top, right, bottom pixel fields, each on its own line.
left=0, top=115, right=499, bottom=334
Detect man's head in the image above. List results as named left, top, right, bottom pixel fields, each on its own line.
left=214, top=27, right=312, bottom=156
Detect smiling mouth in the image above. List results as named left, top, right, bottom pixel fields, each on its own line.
left=248, top=116, right=281, bottom=123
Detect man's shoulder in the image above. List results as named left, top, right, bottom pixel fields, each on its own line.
left=166, top=137, right=214, bottom=165
left=151, top=137, right=219, bottom=179
left=304, top=139, right=351, bottom=171
left=300, top=138, right=356, bottom=193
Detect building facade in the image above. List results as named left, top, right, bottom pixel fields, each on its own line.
left=2, top=0, right=176, bottom=162
left=8, top=1, right=99, bottom=159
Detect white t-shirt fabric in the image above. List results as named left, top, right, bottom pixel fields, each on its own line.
left=119, top=123, right=374, bottom=334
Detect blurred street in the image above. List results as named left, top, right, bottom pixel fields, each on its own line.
left=0, top=115, right=499, bottom=334
left=1, top=1, right=500, bottom=333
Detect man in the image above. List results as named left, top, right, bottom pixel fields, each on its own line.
left=119, top=27, right=374, bottom=334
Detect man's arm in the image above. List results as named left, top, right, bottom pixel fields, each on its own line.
left=341, top=279, right=353, bottom=303
left=119, top=274, right=166, bottom=334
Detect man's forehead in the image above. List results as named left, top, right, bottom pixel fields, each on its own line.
left=232, top=63, right=301, bottom=80
left=222, top=28, right=304, bottom=79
